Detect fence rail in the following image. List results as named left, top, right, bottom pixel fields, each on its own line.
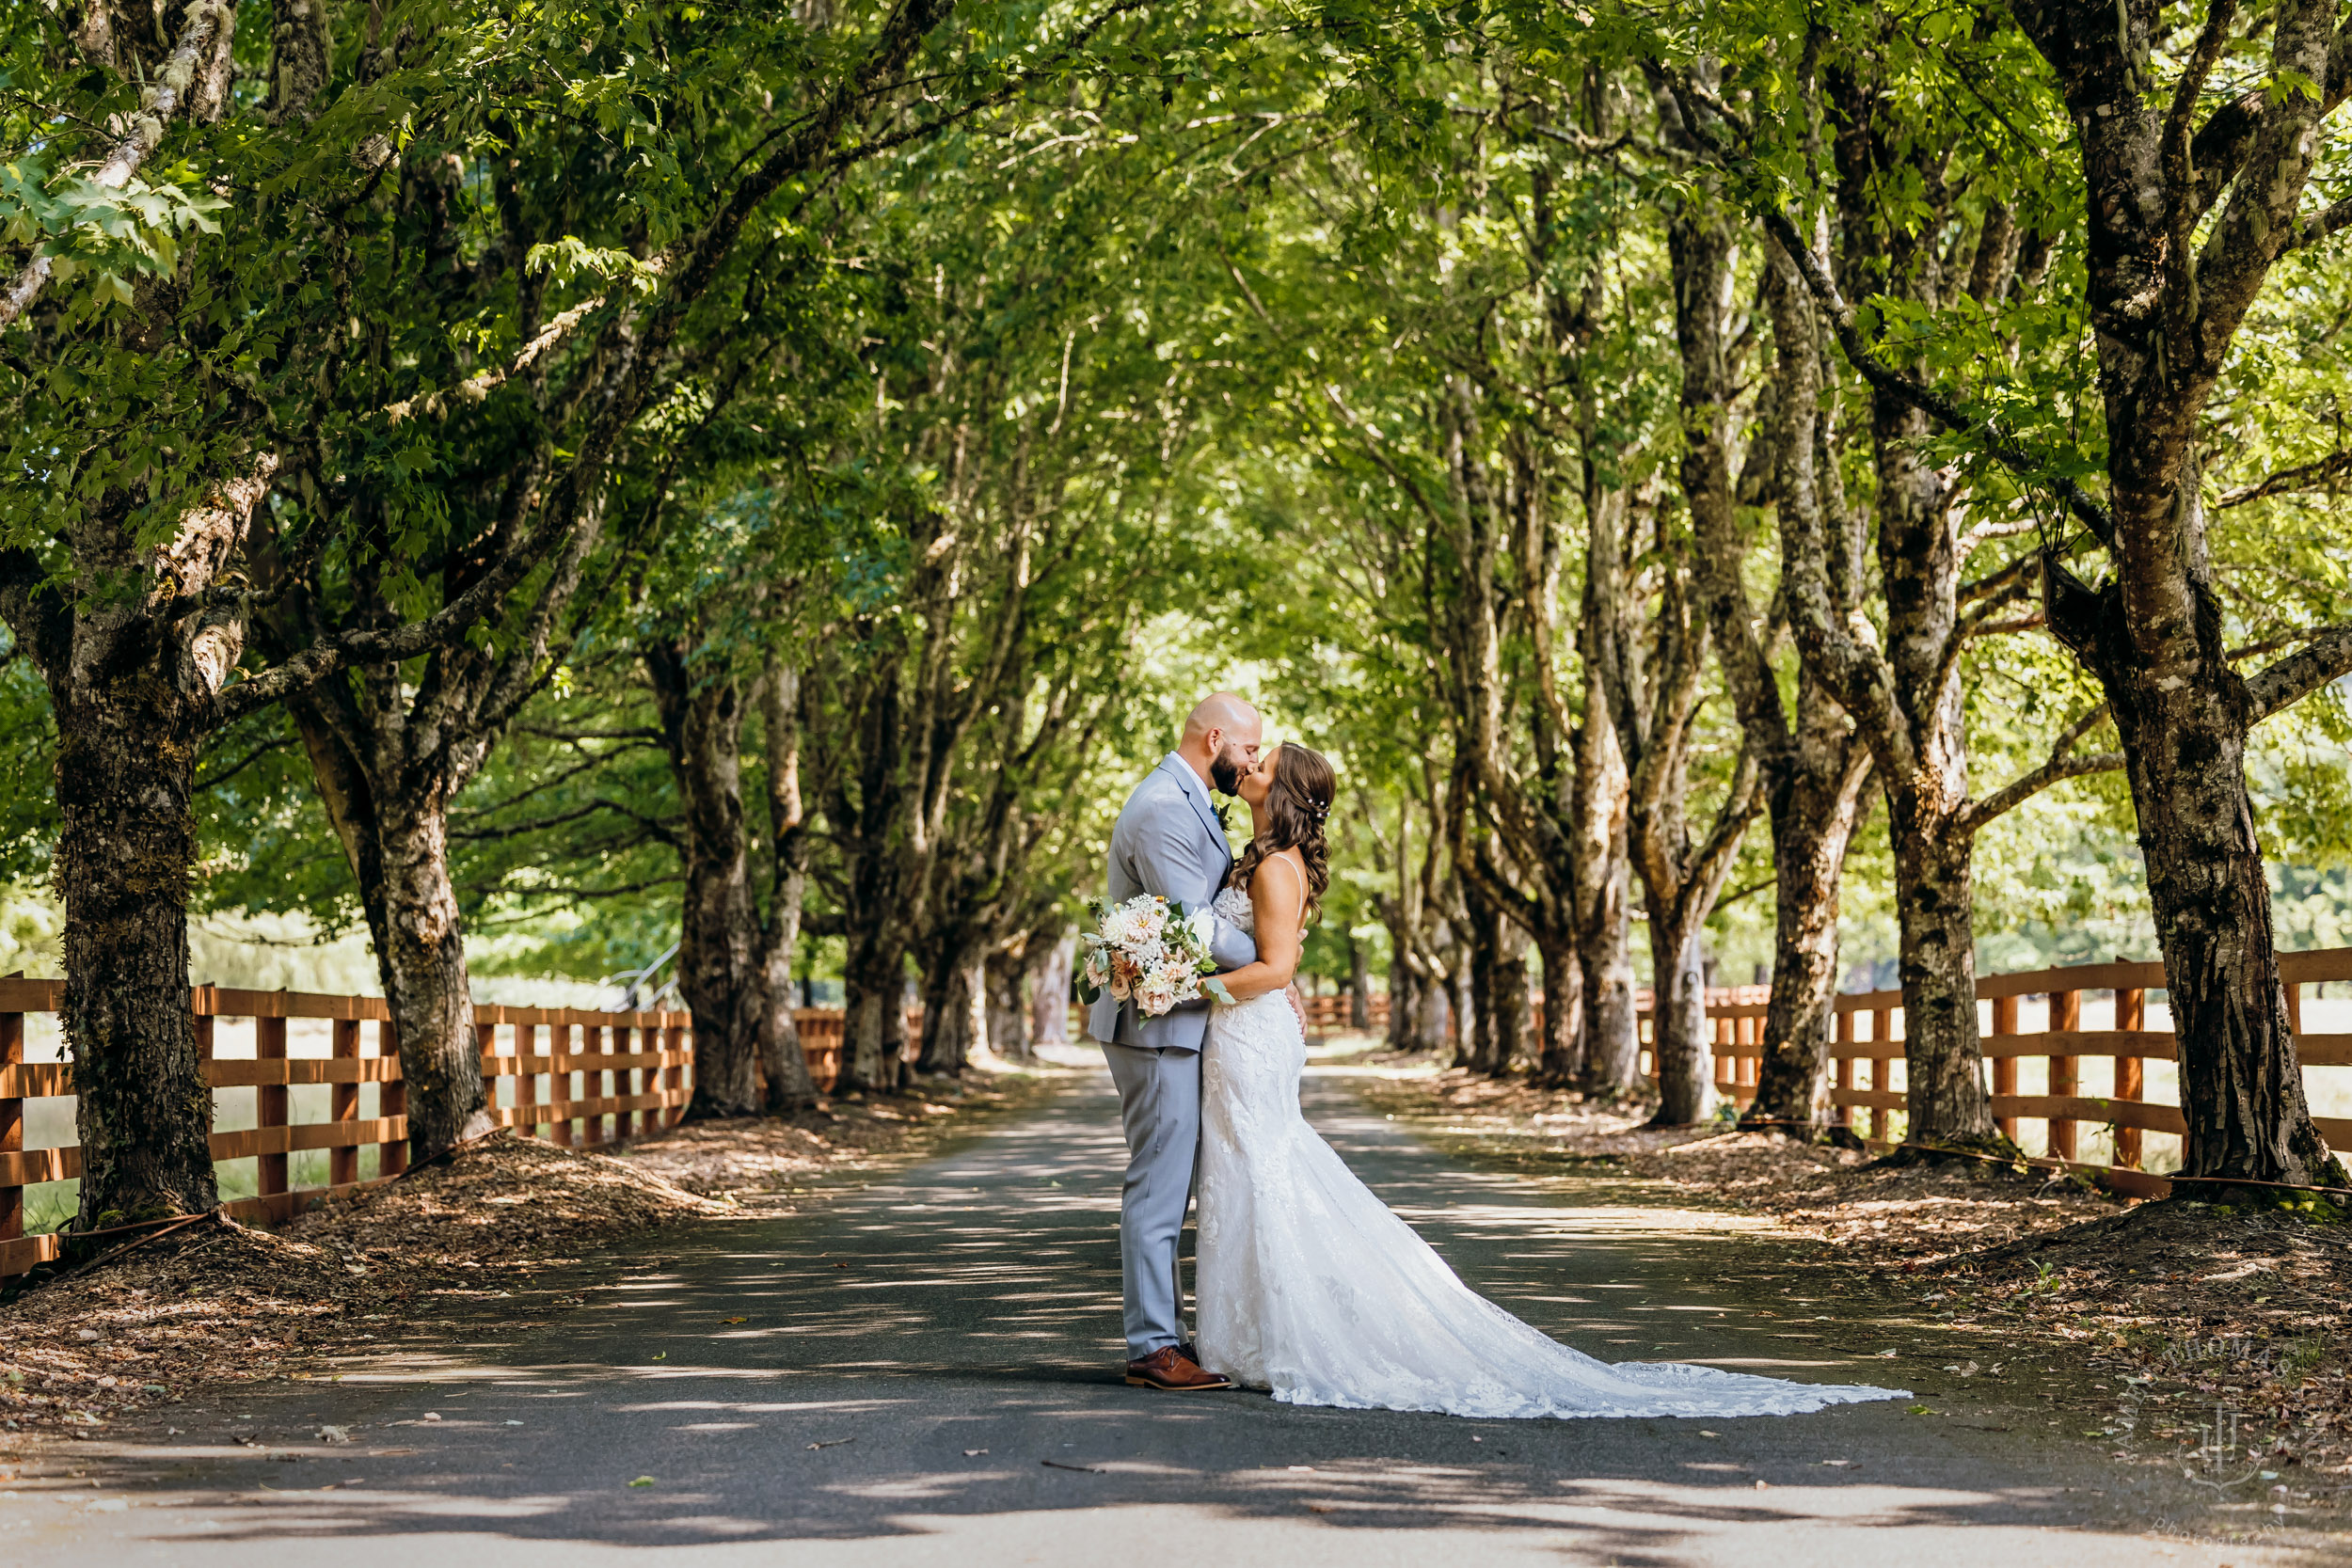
left=1661, top=951, right=2352, bottom=1198
left=0, top=983, right=919, bottom=1283
left=1296, top=952, right=2350, bottom=1200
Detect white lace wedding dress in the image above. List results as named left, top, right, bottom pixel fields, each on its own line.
left=1193, top=881, right=1908, bottom=1419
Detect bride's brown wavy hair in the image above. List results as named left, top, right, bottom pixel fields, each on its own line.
left=1228, top=742, right=1335, bottom=925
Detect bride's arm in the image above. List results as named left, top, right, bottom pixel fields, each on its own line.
left=1214, top=857, right=1305, bottom=1002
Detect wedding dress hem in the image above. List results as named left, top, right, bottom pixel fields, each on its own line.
left=1192, top=883, right=1908, bottom=1423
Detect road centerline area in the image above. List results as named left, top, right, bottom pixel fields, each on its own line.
left=2, top=1069, right=2285, bottom=1566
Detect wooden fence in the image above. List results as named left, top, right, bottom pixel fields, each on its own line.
left=1300, top=992, right=1391, bottom=1034
left=0, top=983, right=917, bottom=1284
left=1296, top=951, right=2351, bottom=1199
left=1655, top=950, right=2352, bottom=1198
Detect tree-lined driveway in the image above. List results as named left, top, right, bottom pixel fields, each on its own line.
left=6, top=1066, right=2293, bottom=1565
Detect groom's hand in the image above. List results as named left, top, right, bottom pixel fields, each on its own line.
left=1285, top=984, right=1306, bottom=1035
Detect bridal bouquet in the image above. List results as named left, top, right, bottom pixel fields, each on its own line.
left=1077, top=894, right=1235, bottom=1016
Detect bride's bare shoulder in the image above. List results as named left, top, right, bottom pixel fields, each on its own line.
left=1249, top=848, right=1308, bottom=897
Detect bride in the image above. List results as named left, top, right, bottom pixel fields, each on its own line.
left=1193, top=741, right=1908, bottom=1419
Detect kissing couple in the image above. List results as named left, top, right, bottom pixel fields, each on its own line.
left=1087, top=691, right=1909, bottom=1418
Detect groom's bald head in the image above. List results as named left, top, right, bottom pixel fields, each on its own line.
left=1184, top=692, right=1261, bottom=748
left=1180, top=692, right=1263, bottom=797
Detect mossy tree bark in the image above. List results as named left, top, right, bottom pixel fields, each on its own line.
left=1708, top=64, right=2123, bottom=1153
left=2014, top=0, right=2352, bottom=1187
left=1688, top=238, right=1875, bottom=1135
left=647, top=641, right=763, bottom=1120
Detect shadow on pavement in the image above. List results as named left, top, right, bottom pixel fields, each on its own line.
left=25, top=1069, right=2307, bottom=1565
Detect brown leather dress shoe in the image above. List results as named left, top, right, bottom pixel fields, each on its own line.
left=1124, top=1346, right=1232, bottom=1390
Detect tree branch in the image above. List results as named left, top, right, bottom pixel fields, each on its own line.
left=2246, top=625, right=2352, bottom=721
left=1757, top=204, right=2117, bottom=546
left=2283, top=196, right=2352, bottom=251
left=2161, top=0, right=2240, bottom=337
left=1958, top=701, right=2120, bottom=835
left=2216, top=448, right=2352, bottom=506
left=450, top=798, right=682, bottom=850
left=0, top=0, right=230, bottom=333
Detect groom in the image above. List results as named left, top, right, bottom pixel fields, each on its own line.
left=1090, top=692, right=1263, bottom=1392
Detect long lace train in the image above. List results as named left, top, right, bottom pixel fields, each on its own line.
left=1193, top=889, right=1908, bottom=1420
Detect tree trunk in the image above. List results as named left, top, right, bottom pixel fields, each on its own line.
left=987, top=945, right=1034, bottom=1060
left=755, top=656, right=818, bottom=1113
left=283, top=693, right=485, bottom=1162
left=1028, top=935, right=1072, bottom=1046
left=1447, top=948, right=1476, bottom=1066
left=1533, top=930, right=1582, bottom=1085
left=841, top=932, right=906, bottom=1093
left=1457, top=879, right=1504, bottom=1074
left=1889, top=802, right=1996, bottom=1148
left=373, top=793, right=488, bottom=1158
left=756, top=956, right=811, bottom=1112
left=883, top=976, right=912, bottom=1088
left=1743, top=705, right=1873, bottom=1133
left=1572, top=703, right=1639, bottom=1095
left=1579, top=905, right=1640, bottom=1096
left=1486, top=930, right=1533, bottom=1078
left=1347, top=933, right=1372, bottom=1030
left=1648, top=922, right=1714, bottom=1125
left=2011, top=0, right=2346, bottom=1195
left=2123, top=686, right=2334, bottom=1183
left=1387, top=961, right=1420, bottom=1050
left=55, top=657, right=219, bottom=1227
left=754, top=843, right=816, bottom=1111
left=2058, top=577, right=2343, bottom=1186
left=917, top=948, right=981, bottom=1076
left=648, top=649, right=763, bottom=1121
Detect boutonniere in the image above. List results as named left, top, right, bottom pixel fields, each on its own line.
left=1216, top=803, right=1232, bottom=832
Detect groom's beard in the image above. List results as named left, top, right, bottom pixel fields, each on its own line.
left=1210, top=752, right=1243, bottom=796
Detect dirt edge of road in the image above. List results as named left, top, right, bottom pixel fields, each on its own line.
left=0, top=1061, right=1076, bottom=1469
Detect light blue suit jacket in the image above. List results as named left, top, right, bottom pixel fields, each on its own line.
left=1087, top=753, right=1258, bottom=1052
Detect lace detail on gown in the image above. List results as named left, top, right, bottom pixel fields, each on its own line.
left=1193, top=882, right=1908, bottom=1420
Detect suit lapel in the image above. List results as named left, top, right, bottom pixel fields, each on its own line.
left=1159, top=757, right=1231, bottom=870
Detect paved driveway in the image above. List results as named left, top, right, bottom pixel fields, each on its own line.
left=1, top=1064, right=2311, bottom=1565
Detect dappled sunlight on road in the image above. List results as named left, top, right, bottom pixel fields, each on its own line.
left=3, top=1071, right=2280, bottom=1566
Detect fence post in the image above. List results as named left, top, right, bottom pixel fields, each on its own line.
left=551, top=1022, right=576, bottom=1147
left=667, top=1018, right=689, bottom=1126
left=1834, top=1007, right=1855, bottom=1130
left=2115, top=986, right=2145, bottom=1169
left=1870, top=1005, right=1894, bottom=1142
left=1991, top=995, right=2019, bottom=1143
left=519, top=1022, right=542, bottom=1140
left=378, top=1019, right=407, bottom=1177
left=194, top=1004, right=216, bottom=1185
left=257, top=1010, right=289, bottom=1216
left=479, top=1018, right=501, bottom=1135
left=595, top=1020, right=614, bottom=1145
left=329, top=1018, right=359, bottom=1188
left=2048, top=990, right=2080, bottom=1163
left=0, top=1010, right=21, bottom=1247
left=615, top=1022, right=637, bottom=1137
left=579, top=1021, right=601, bottom=1146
